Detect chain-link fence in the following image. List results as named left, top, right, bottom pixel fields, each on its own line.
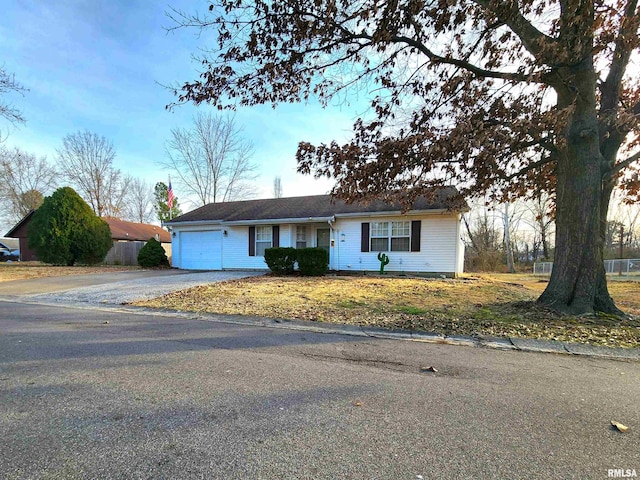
left=533, top=262, right=554, bottom=275
left=534, top=259, right=640, bottom=279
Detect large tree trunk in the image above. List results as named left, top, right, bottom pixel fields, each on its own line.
left=537, top=59, right=622, bottom=316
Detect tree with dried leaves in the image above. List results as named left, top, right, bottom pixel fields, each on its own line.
left=161, top=112, right=257, bottom=206
left=170, top=0, right=640, bottom=315
left=0, top=67, right=26, bottom=141
left=56, top=131, right=130, bottom=218
left=0, top=146, right=58, bottom=225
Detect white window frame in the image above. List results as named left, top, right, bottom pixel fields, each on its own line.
left=370, top=221, right=411, bottom=252
left=391, top=221, right=411, bottom=252
left=370, top=221, right=390, bottom=252
left=296, top=226, right=307, bottom=249
left=255, top=226, right=272, bottom=256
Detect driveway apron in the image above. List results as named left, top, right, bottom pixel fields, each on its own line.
left=0, top=270, right=263, bottom=305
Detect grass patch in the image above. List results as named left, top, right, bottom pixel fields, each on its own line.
left=132, top=274, right=640, bottom=349
left=0, top=262, right=140, bottom=282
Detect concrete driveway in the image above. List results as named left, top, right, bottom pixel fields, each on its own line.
left=0, top=269, right=263, bottom=305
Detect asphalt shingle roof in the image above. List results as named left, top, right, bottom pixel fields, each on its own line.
left=168, top=188, right=461, bottom=224
left=103, top=217, right=171, bottom=242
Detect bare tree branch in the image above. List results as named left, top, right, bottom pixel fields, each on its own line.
left=0, top=146, right=58, bottom=225
left=160, top=113, right=257, bottom=206
left=0, top=67, right=27, bottom=142
left=56, top=131, right=126, bottom=217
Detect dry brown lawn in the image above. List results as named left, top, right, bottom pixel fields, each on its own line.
left=0, top=262, right=139, bottom=282
left=135, top=273, right=640, bottom=349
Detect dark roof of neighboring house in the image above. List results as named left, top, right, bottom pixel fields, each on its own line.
left=103, top=217, right=171, bottom=242
left=5, top=211, right=170, bottom=243
left=5, top=211, right=35, bottom=238
left=168, top=187, right=464, bottom=224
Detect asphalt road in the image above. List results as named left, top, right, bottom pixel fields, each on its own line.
left=1, top=301, right=638, bottom=480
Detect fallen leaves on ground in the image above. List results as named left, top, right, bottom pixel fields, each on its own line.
left=611, top=420, right=629, bottom=433
left=133, top=274, right=640, bottom=349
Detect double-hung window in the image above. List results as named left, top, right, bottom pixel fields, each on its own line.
left=370, top=222, right=389, bottom=252
left=255, top=226, right=272, bottom=256
left=296, top=226, right=307, bottom=249
left=370, top=221, right=411, bottom=252
left=390, top=221, right=410, bottom=251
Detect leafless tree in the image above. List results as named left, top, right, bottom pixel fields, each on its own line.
left=161, top=113, right=257, bottom=206
left=273, top=176, right=283, bottom=198
left=0, top=67, right=27, bottom=142
left=502, top=203, right=516, bottom=273
left=123, top=177, right=155, bottom=223
left=56, top=130, right=128, bottom=217
left=521, top=193, right=555, bottom=261
left=0, top=146, right=58, bottom=225
left=608, top=190, right=640, bottom=251
left=462, top=199, right=504, bottom=272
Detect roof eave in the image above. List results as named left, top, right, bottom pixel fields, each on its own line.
left=164, top=219, right=224, bottom=227
left=5, top=210, right=35, bottom=237
left=167, top=209, right=462, bottom=226
left=334, top=208, right=454, bottom=219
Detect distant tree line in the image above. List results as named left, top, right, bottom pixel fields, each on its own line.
left=464, top=194, right=640, bottom=272
left=0, top=133, right=183, bottom=229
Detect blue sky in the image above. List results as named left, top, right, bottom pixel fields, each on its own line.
left=0, top=1, right=362, bottom=211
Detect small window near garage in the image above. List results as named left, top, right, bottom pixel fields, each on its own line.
left=296, top=226, right=307, bottom=249
left=255, top=226, right=272, bottom=256
left=370, top=221, right=389, bottom=252
left=391, top=221, right=410, bottom=252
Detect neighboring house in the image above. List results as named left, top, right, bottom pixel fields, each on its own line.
left=5, top=213, right=171, bottom=265
left=102, top=217, right=172, bottom=266
left=5, top=213, right=39, bottom=261
left=166, top=189, right=467, bottom=277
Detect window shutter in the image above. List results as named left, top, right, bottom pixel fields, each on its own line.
left=272, top=225, right=280, bottom=248
left=411, top=220, right=421, bottom=252
left=361, top=223, right=370, bottom=252
left=248, top=226, right=255, bottom=256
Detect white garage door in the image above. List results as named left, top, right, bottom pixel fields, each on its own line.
left=180, top=230, right=222, bottom=270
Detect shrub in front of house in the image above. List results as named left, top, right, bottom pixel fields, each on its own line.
left=264, top=247, right=297, bottom=275
left=137, top=237, right=169, bottom=268
left=296, top=247, right=329, bottom=276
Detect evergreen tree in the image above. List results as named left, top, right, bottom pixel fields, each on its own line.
left=154, top=182, right=182, bottom=224
left=137, top=237, right=170, bottom=268
left=28, top=187, right=113, bottom=265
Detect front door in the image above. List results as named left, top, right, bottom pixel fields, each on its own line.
left=316, top=228, right=330, bottom=260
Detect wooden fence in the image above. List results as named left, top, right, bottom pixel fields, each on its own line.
left=103, top=241, right=172, bottom=266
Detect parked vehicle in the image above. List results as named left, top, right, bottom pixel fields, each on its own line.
left=0, top=247, right=19, bottom=261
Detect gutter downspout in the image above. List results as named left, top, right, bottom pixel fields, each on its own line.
left=327, top=216, right=336, bottom=270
